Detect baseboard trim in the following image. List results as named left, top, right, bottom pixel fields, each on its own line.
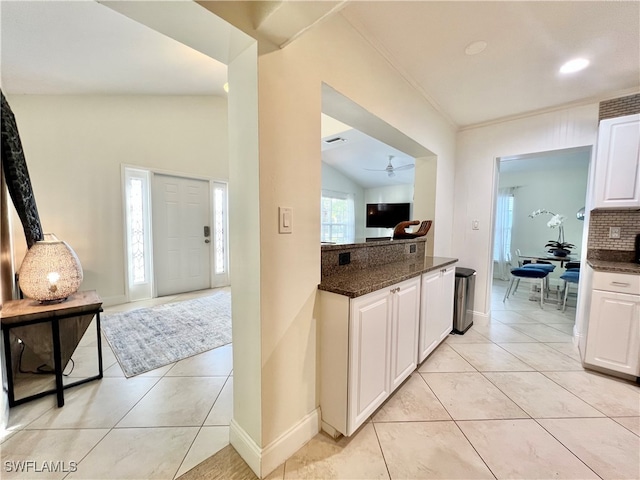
left=230, top=419, right=262, bottom=477
left=101, top=294, right=128, bottom=308
left=262, top=408, right=320, bottom=476
left=230, top=409, right=320, bottom=478
left=472, top=310, right=490, bottom=326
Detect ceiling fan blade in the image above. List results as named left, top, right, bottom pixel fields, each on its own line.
left=393, top=164, right=415, bottom=171
left=363, top=168, right=389, bottom=172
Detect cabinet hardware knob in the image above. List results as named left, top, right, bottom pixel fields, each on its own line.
left=610, top=282, right=630, bottom=287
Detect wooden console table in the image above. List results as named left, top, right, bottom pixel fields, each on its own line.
left=1, top=290, right=103, bottom=407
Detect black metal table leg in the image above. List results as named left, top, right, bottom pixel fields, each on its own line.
left=96, top=310, right=103, bottom=378
left=51, top=319, right=64, bottom=407
left=3, top=327, right=16, bottom=407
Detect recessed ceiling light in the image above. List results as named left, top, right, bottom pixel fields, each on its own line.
left=560, top=58, right=589, bottom=74
left=465, top=41, right=487, bottom=56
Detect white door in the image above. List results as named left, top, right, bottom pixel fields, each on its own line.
left=594, top=114, right=640, bottom=209
left=390, top=277, right=420, bottom=390
left=439, top=266, right=456, bottom=338
left=585, top=290, right=640, bottom=376
left=152, top=174, right=211, bottom=296
left=419, top=270, right=443, bottom=362
left=348, top=288, right=391, bottom=435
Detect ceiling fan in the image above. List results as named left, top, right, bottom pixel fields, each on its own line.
left=365, top=155, right=415, bottom=177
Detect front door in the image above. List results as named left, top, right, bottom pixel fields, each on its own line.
left=152, top=174, right=211, bottom=296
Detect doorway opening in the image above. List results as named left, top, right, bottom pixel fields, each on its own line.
left=491, top=146, right=591, bottom=314
left=123, top=166, right=229, bottom=301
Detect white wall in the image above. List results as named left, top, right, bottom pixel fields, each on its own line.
left=321, top=162, right=365, bottom=241
left=499, top=165, right=589, bottom=283
left=256, top=12, right=456, bottom=469
left=453, top=104, right=599, bottom=317
left=364, top=184, right=415, bottom=239
left=7, top=95, right=228, bottom=306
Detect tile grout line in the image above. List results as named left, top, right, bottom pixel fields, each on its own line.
left=450, top=419, right=499, bottom=480
left=370, top=422, right=393, bottom=480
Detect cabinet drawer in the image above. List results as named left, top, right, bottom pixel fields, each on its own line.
left=592, top=271, right=640, bottom=294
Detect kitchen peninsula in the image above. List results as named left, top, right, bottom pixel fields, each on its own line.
left=318, top=237, right=458, bottom=437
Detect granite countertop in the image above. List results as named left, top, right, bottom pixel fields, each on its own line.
left=321, top=236, right=427, bottom=251
left=586, top=249, right=640, bottom=275
left=586, top=259, right=640, bottom=275
left=318, top=256, right=459, bottom=298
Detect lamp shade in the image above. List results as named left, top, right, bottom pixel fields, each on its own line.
left=18, top=234, right=83, bottom=303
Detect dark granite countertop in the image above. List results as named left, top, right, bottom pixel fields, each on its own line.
left=318, top=256, right=458, bottom=298
left=586, top=249, right=640, bottom=275
left=586, top=259, right=640, bottom=275
left=321, top=237, right=427, bottom=251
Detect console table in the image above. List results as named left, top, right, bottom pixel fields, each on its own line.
left=1, top=290, right=103, bottom=407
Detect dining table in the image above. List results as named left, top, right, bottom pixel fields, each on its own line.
left=518, top=252, right=579, bottom=268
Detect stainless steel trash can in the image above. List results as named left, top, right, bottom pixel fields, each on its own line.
left=453, top=267, right=476, bottom=334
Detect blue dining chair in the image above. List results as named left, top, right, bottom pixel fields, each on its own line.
left=522, top=263, right=555, bottom=297
left=559, top=270, right=580, bottom=312
left=503, top=267, right=550, bottom=308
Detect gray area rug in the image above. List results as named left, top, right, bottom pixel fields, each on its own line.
left=101, top=292, right=231, bottom=377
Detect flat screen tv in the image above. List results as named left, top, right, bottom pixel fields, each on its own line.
left=366, top=203, right=411, bottom=228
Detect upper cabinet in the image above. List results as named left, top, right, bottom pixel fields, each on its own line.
left=593, top=113, right=640, bottom=209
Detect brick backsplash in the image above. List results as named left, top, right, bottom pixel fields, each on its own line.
left=599, top=93, right=640, bottom=121
left=588, top=210, right=640, bottom=251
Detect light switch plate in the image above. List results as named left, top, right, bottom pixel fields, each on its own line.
left=279, top=207, right=292, bottom=234
left=472, top=220, right=480, bottom=230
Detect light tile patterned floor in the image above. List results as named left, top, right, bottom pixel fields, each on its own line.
left=268, top=279, right=640, bottom=480
left=1, top=288, right=232, bottom=480
left=2, top=281, right=640, bottom=479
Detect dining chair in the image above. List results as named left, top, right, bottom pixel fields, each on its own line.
left=559, top=270, right=580, bottom=312
left=503, top=267, right=549, bottom=308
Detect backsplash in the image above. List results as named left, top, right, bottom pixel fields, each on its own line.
left=599, top=93, right=640, bottom=121
left=588, top=210, right=640, bottom=251
left=321, top=238, right=425, bottom=278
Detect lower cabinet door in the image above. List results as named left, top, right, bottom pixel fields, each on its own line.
left=437, top=266, right=456, bottom=341
left=585, top=290, right=640, bottom=376
left=390, top=277, right=421, bottom=390
left=419, top=270, right=442, bottom=362
left=348, top=288, right=391, bottom=434
left=418, top=265, right=456, bottom=363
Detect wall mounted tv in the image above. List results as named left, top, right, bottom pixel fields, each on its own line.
left=366, top=203, right=411, bottom=228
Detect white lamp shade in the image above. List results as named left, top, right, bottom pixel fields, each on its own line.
left=18, top=234, right=83, bottom=303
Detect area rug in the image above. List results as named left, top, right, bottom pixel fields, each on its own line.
left=101, top=291, right=231, bottom=377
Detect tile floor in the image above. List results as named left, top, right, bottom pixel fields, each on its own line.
left=265, top=279, right=640, bottom=480
left=1, top=288, right=232, bottom=480
left=2, top=281, right=640, bottom=479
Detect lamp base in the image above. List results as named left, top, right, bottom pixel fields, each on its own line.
left=37, top=297, right=69, bottom=305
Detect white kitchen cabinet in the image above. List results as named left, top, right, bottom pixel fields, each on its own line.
left=584, top=271, right=640, bottom=377
left=418, top=265, right=456, bottom=363
left=347, top=287, right=392, bottom=431
left=593, top=113, right=640, bottom=209
left=319, top=276, right=421, bottom=437
left=389, top=277, right=421, bottom=390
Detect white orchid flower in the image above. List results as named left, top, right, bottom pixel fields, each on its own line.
left=546, top=214, right=566, bottom=228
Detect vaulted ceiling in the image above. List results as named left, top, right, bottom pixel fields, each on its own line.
left=2, top=1, right=638, bottom=187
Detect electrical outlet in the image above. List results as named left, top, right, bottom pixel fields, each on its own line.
left=338, top=252, right=351, bottom=265
left=609, top=227, right=621, bottom=239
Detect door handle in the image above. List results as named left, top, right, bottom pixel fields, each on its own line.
left=204, top=226, right=211, bottom=237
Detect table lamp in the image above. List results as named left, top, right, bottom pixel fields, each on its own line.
left=18, top=233, right=83, bottom=304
